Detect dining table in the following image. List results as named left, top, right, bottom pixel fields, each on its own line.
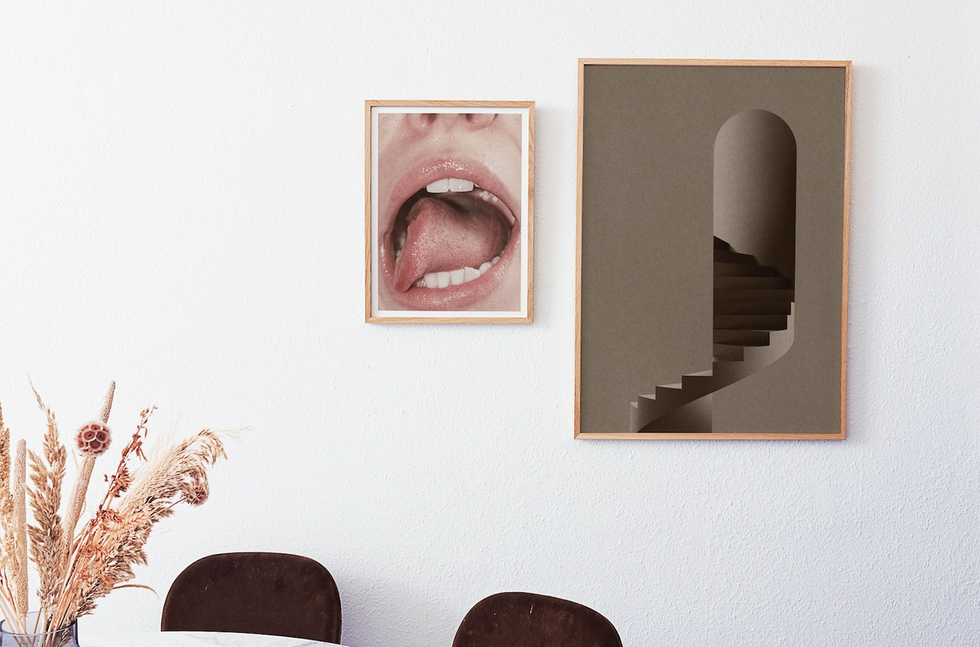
left=81, top=631, right=348, bottom=647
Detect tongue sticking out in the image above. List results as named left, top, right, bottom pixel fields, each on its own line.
left=392, top=196, right=510, bottom=292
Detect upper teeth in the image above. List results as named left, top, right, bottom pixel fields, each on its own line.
left=426, top=178, right=475, bottom=194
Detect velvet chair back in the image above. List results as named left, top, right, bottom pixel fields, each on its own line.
left=161, top=551, right=341, bottom=643
left=452, top=592, right=622, bottom=647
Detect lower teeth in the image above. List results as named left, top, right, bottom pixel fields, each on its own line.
left=417, top=256, right=500, bottom=289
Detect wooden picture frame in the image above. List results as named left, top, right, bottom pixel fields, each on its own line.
left=575, top=59, right=851, bottom=439
left=365, top=101, right=534, bottom=323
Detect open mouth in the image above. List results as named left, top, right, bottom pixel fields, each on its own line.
left=379, top=158, right=521, bottom=311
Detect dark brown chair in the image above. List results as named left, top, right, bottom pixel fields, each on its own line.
left=452, top=592, right=623, bottom=647
left=161, top=552, right=341, bottom=643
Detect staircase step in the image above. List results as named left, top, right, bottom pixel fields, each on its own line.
left=680, top=374, right=717, bottom=399
left=714, top=300, right=792, bottom=315
left=714, top=288, right=795, bottom=302
left=714, top=276, right=792, bottom=290
left=714, top=262, right=779, bottom=277
left=713, top=249, right=757, bottom=264
left=654, top=384, right=688, bottom=405
left=714, top=330, right=771, bottom=346
left=714, top=314, right=788, bottom=331
left=713, top=344, right=745, bottom=361
left=713, top=237, right=731, bottom=251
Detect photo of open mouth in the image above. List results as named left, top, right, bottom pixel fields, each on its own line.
left=379, top=156, right=522, bottom=312
left=368, top=107, right=530, bottom=320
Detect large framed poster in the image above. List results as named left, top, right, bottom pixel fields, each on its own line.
left=575, top=59, right=851, bottom=439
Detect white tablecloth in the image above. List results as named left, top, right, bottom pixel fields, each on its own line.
left=81, top=631, right=346, bottom=647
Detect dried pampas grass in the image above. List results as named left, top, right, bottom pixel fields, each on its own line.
left=0, top=383, right=232, bottom=641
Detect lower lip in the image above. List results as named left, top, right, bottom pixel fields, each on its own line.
left=380, top=219, right=520, bottom=312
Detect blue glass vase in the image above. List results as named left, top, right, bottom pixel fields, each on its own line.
left=0, top=614, right=78, bottom=647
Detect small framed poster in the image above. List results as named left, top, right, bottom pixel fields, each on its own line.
left=576, top=59, right=851, bottom=439
left=365, top=101, right=534, bottom=323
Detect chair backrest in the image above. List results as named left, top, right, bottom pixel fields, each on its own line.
left=452, top=592, right=623, bottom=647
left=161, top=551, right=341, bottom=643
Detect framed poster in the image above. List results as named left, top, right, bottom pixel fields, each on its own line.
left=575, top=59, right=851, bottom=439
left=365, top=101, right=534, bottom=323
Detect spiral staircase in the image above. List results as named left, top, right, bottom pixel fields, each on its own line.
left=630, top=237, right=795, bottom=432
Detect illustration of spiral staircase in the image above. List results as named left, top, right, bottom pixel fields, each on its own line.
left=629, top=236, right=795, bottom=432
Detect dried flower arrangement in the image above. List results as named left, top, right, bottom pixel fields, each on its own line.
left=0, top=382, right=230, bottom=645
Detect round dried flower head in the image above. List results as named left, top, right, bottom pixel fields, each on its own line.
left=76, top=421, right=112, bottom=456
left=181, top=478, right=209, bottom=506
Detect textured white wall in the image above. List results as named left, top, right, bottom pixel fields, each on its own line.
left=1, top=1, right=978, bottom=645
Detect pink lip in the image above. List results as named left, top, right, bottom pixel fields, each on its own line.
left=379, top=154, right=521, bottom=311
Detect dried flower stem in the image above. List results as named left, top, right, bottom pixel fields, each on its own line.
left=0, top=592, right=23, bottom=636
left=26, top=392, right=67, bottom=632
left=0, top=408, right=13, bottom=582
left=62, top=382, right=115, bottom=551
left=12, top=440, right=27, bottom=625
left=60, top=459, right=93, bottom=555
left=0, top=405, right=10, bottom=521
left=97, top=384, right=114, bottom=429
left=0, top=407, right=26, bottom=636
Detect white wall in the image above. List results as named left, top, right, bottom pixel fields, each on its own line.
left=1, top=2, right=977, bottom=645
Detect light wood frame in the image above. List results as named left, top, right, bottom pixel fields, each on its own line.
left=575, top=59, right=851, bottom=439
left=365, top=100, right=534, bottom=324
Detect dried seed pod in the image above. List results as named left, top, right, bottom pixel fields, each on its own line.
left=76, top=421, right=112, bottom=456
left=180, top=475, right=209, bottom=506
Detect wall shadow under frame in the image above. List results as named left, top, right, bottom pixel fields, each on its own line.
left=575, top=59, right=851, bottom=440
